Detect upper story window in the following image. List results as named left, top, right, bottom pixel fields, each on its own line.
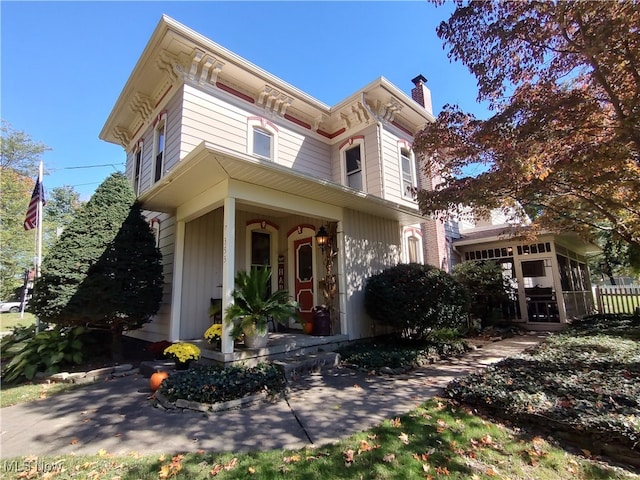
left=340, top=136, right=366, bottom=192
left=253, top=127, right=272, bottom=159
left=133, top=142, right=143, bottom=195
left=248, top=117, right=278, bottom=161
left=153, top=113, right=167, bottom=183
left=399, top=147, right=416, bottom=199
left=345, top=146, right=363, bottom=190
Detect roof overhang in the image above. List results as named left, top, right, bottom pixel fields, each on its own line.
left=100, top=15, right=433, bottom=148
left=140, top=142, right=427, bottom=225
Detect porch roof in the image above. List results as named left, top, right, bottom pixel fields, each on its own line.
left=453, top=227, right=601, bottom=256
left=139, top=141, right=427, bottom=225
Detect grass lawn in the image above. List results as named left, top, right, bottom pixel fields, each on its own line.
left=0, top=381, right=85, bottom=408
left=3, top=398, right=637, bottom=479
left=0, top=312, right=36, bottom=332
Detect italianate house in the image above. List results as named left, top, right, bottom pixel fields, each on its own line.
left=101, top=16, right=596, bottom=362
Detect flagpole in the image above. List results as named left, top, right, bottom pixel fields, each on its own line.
left=36, top=160, right=44, bottom=279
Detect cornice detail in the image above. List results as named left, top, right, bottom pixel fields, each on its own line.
left=257, top=85, right=293, bottom=116
left=156, top=50, right=179, bottom=83
left=130, top=92, right=154, bottom=121
left=185, top=49, right=225, bottom=87
left=113, top=126, right=131, bottom=147
left=376, top=97, right=404, bottom=122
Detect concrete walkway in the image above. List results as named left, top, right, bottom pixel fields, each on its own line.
left=0, top=334, right=546, bottom=458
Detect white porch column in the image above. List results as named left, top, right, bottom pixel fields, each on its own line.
left=336, top=220, right=348, bottom=338
left=169, top=219, right=186, bottom=341
left=221, top=196, right=236, bottom=354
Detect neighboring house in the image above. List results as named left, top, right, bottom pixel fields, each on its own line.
left=446, top=211, right=599, bottom=330
left=100, top=15, right=438, bottom=355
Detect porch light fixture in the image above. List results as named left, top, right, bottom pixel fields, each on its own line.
left=315, top=226, right=329, bottom=253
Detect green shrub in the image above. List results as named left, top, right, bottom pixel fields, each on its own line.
left=158, top=362, right=285, bottom=404
left=1, top=325, right=87, bottom=383
left=451, top=260, right=512, bottom=327
left=339, top=338, right=469, bottom=372
left=364, top=263, right=469, bottom=340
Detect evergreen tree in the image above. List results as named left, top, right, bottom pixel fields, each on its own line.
left=31, top=173, right=163, bottom=359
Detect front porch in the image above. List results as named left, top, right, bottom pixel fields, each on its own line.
left=193, top=331, right=349, bottom=367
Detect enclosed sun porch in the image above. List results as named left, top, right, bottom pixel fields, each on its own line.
left=453, top=229, right=600, bottom=331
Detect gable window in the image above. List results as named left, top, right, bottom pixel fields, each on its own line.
left=247, top=117, right=278, bottom=161
left=133, top=144, right=143, bottom=195
left=400, top=148, right=416, bottom=198
left=153, top=114, right=167, bottom=183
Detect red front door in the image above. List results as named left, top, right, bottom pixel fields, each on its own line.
left=294, top=237, right=314, bottom=325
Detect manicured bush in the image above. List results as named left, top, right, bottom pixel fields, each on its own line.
left=30, top=173, right=163, bottom=359
left=158, top=362, right=285, bottom=404
left=364, top=263, right=469, bottom=340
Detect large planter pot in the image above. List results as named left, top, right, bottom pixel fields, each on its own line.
left=312, top=306, right=331, bottom=336
left=243, top=326, right=269, bottom=348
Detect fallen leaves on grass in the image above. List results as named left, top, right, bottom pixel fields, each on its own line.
left=210, top=457, right=239, bottom=476
left=158, top=454, right=183, bottom=479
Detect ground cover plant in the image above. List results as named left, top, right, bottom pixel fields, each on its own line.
left=4, top=398, right=637, bottom=479
left=338, top=332, right=469, bottom=373
left=158, top=362, right=286, bottom=404
left=445, top=314, right=640, bottom=465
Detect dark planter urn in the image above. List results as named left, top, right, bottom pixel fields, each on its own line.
left=312, top=305, right=331, bottom=336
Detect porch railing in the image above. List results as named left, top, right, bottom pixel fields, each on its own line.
left=593, top=285, right=640, bottom=315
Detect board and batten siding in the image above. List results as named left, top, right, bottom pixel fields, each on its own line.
left=180, top=208, right=224, bottom=340
left=342, top=208, right=401, bottom=340
left=180, top=84, right=332, bottom=180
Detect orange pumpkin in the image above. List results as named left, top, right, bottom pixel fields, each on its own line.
left=149, top=371, right=169, bottom=391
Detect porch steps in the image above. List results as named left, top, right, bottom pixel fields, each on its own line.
left=272, top=351, right=340, bottom=382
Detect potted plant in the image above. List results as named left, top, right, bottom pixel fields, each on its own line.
left=225, top=267, right=299, bottom=348
left=204, top=323, right=222, bottom=349
left=163, top=342, right=201, bottom=370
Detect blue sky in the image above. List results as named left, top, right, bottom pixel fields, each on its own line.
left=2, top=1, right=489, bottom=200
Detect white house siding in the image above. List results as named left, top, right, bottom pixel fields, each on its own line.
left=126, top=212, right=175, bottom=343
left=180, top=84, right=332, bottom=180
left=342, top=209, right=401, bottom=339
left=380, top=127, right=418, bottom=208
left=180, top=208, right=223, bottom=340
left=124, top=88, right=184, bottom=196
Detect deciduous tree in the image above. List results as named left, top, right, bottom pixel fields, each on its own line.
left=415, top=1, right=640, bottom=266
left=0, top=121, right=50, bottom=298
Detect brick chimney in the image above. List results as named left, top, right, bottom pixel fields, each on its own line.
left=411, top=74, right=433, bottom=115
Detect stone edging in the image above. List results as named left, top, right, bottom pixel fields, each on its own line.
left=154, top=390, right=281, bottom=413
left=35, top=364, right=139, bottom=384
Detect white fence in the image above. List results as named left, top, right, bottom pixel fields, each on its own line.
left=593, top=285, right=640, bottom=314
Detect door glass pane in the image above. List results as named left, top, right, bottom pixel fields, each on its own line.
left=297, top=244, right=313, bottom=281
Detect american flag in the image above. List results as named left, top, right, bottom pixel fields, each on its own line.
left=23, top=179, right=45, bottom=231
